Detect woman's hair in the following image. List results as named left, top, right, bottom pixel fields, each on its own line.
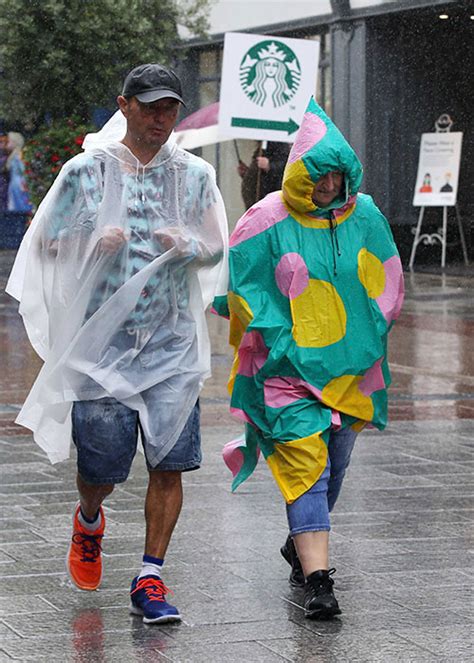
left=6, top=131, right=25, bottom=169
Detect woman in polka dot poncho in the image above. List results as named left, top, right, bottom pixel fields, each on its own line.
left=213, top=97, right=404, bottom=618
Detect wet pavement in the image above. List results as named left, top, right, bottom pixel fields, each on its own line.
left=0, top=249, right=473, bottom=662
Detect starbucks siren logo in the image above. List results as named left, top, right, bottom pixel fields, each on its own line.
left=239, top=40, right=301, bottom=108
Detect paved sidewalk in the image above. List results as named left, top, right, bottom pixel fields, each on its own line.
left=0, top=252, right=473, bottom=662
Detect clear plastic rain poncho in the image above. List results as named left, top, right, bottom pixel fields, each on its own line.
left=6, top=111, right=229, bottom=465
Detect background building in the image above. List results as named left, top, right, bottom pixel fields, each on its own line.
left=178, top=0, right=473, bottom=264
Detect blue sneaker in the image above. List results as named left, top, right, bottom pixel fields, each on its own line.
left=130, top=575, right=181, bottom=624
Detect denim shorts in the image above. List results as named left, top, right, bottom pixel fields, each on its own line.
left=72, top=397, right=201, bottom=485
left=286, top=426, right=358, bottom=536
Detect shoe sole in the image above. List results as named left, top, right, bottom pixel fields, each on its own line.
left=130, top=603, right=182, bottom=624
left=305, top=607, right=342, bottom=620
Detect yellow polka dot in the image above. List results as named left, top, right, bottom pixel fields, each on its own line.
left=321, top=375, right=374, bottom=421
left=358, top=248, right=385, bottom=299
left=282, top=159, right=315, bottom=215
left=351, top=419, right=367, bottom=433
left=228, top=292, right=253, bottom=346
left=227, top=292, right=254, bottom=393
left=266, top=432, right=328, bottom=504
left=291, top=279, right=347, bottom=347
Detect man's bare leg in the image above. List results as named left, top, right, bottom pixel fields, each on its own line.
left=144, top=470, right=183, bottom=558
left=76, top=473, right=114, bottom=519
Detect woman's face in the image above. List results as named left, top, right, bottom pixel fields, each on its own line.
left=263, top=58, right=279, bottom=78
left=312, top=171, right=344, bottom=207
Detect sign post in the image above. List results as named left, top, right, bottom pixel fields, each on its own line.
left=219, top=32, right=320, bottom=143
left=410, top=116, right=468, bottom=269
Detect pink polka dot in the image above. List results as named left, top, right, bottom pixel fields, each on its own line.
left=237, top=331, right=269, bottom=377
left=222, top=436, right=261, bottom=477
left=333, top=195, right=357, bottom=219
left=330, top=411, right=341, bottom=428
left=275, top=253, right=309, bottom=299
left=230, top=193, right=289, bottom=247
left=222, top=437, right=245, bottom=478
left=287, top=112, right=328, bottom=164
left=359, top=359, right=385, bottom=396
left=264, top=376, right=323, bottom=408
left=230, top=407, right=256, bottom=427
left=376, top=255, right=404, bottom=324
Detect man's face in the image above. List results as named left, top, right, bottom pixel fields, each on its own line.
left=117, top=96, right=180, bottom=150
left=312, top=171, right=344, bottom=207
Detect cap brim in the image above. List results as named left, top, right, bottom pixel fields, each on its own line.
left=135, top=89, right=186, bottom=106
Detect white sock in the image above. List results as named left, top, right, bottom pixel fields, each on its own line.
left=138, top=554, right=163, bottom=579
left=78, top=508, right=102, bottom=532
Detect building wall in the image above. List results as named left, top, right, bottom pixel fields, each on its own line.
left=363, top=8, right=473, bottom=261
left=178, top=0, right=472, bottom=262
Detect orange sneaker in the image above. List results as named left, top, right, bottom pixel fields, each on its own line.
left=66, top=504, right=105, bottom=591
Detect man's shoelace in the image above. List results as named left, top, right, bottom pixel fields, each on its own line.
left=309, top=568, right=337, bottom=591
left=72, top=532, right=103, bottom=563
left=131, top=577, right=173, bottom=603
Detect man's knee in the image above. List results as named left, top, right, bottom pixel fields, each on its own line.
left=77, top=473, right=115, bottom=498
left=148, top=469, right=182, bottom=489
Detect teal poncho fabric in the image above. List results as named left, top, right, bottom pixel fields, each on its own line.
left=214, top=98, right=404, bottom=503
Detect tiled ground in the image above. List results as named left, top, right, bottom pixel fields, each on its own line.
left=0, top=251, right=473, bottom=662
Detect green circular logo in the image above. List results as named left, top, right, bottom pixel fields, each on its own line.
left=239, top=40, right=301, bottom=108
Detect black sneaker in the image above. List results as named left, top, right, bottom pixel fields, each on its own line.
left=304, top=568, right=341, bottom=619
left=280, top=535, right=305, bottom=588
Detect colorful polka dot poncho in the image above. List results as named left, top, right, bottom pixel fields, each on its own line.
left=213, top=98, right=404, bottom=504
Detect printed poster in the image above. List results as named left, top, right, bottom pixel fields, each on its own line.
left=413, top=132, right=463, bottom=207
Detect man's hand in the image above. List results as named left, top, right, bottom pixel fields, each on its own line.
left=256, top=156, right=270, bottom=172
left=154, top=228, right=195, bottom=258
left=237, top=160, right=248, bottom=177
left=100, top=226, right=127, bottom=254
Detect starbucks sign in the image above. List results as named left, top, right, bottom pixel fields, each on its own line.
left=239, top=40, right=301, bottom=108
left=220, top=32, right=320, bottom=143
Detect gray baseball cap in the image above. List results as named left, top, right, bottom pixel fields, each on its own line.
left=122, top=63, right=185, bottom=105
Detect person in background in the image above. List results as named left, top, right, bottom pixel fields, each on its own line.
left=6, top=132, right=33, bottom=213
left=0, top=133, right=9, bottom=212
left=237, top=140, right=291, bottom=209
left=215, top=98, right=404, bottom=620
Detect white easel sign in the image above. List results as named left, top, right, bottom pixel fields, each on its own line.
left=219, top=32, right=320, bottom=143
left=413, top=132, right=463, bottom=207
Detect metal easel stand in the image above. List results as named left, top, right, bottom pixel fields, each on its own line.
left=409, top=204, right=469, bottom=270
left=409, top=113, right=469, bottom=271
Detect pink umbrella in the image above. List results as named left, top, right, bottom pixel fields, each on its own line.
left=174, top=102, right=232, bottom=150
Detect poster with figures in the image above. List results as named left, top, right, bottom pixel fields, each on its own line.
left=413, top=132, right=463, bottom=207
left=219, top=32, right=320, bottom=143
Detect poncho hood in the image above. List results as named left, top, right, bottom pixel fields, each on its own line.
left=282, top=97, right=363, bottom=215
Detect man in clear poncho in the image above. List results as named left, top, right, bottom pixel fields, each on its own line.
left=6, top=64, right=228, bottom=623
